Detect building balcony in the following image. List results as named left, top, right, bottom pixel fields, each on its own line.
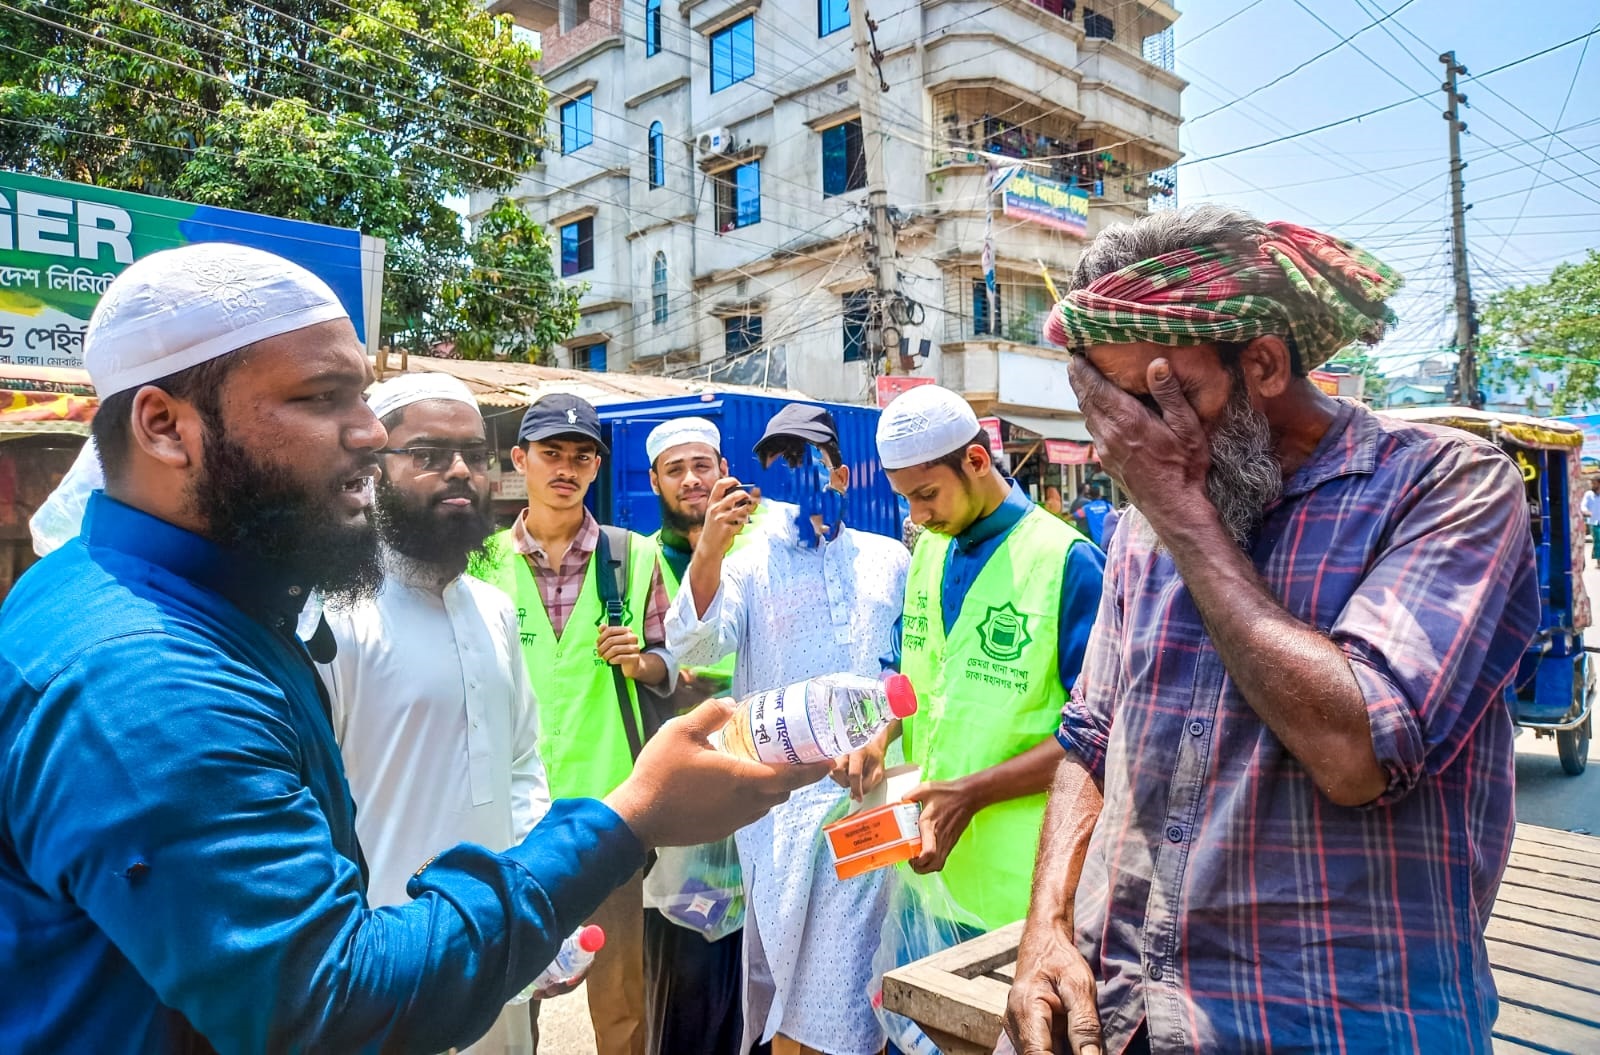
left=939, top=338, right=1090, bottom=440
left=924, top=154, right=1171, bottom=230
left=487, top=0, right=559, bottom=32
left=513, top=0, right=623, bottom=72
left=1008, top=0, right=1179, bottom=68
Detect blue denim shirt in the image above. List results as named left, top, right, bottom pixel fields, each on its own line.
left=0, top=492, right=642, bottom=1054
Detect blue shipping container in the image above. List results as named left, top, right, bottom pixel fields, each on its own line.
left=595, top=393, right=902, bottom=540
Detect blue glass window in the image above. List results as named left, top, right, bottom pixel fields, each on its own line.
left=715, top=160, right=761, bottom=231
left=645, top=0, right=662, bottom=56
left=973, top=279, right=1001, bottom=336
left=819, top=0, right=849, bottom=36
left=842, top=290, right=872, bottom=362
left=585, top=343, right=608, bottom=371
left=710, top=17, right=755, bottom=92
left=822, top=119, right=865, bottom=196
left=724, top=315, right=763, bottom=356
left=648, top=121, right=666, bottom=188
left=560, top=93, right=593, bottom=154
left=560, top=217, right=594, bottom=276
left=652, top=252, right=669, bottom=324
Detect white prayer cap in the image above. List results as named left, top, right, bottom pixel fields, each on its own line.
left=366, top=372, right=480, bottom=421
left=876, top=385, right=982, bottom=470
left=646, top=416, right=721, bottom=464
left=84, top=242, right=349, bottom=398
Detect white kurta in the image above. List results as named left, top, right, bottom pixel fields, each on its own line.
left=666, top=505, right=909, bottom=1055
left=320, top=558, right=551, bottom=1055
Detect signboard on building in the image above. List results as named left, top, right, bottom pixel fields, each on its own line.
left=978, top=416, right=1004, bottom=457
left=875, top=374, right=934, bottom=408
left=1046, top=439, right=1095, bottom=465
left=1000, top=172, right=1090, bottom=236
left=1309, top=368, right=1367, bottom=401
left=0, top=171, right=385, bottom=371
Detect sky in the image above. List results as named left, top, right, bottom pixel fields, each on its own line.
left=1171, top=0, right=1600, bottom=378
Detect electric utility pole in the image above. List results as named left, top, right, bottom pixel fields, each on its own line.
left=849, top=0, right=900, bottom=373
left=1441, top=51, right=1480, bottom=409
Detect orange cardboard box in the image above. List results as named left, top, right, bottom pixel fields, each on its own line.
left=823, top=801, right=922, bottom=880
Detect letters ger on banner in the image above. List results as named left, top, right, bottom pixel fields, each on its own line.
left=0, top=170, right=383, bottom=370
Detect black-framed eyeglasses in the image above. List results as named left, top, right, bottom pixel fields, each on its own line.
left=379, top=446, right=493, bottom=473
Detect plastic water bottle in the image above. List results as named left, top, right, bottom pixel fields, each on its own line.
left=871, top=991, right=940, bottom=1055
left=718, top=673, right=917, bottom=765
left=506, top=925, right=605, bottom=1005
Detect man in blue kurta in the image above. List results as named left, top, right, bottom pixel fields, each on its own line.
left=0, top=244, right=824, bottom=1054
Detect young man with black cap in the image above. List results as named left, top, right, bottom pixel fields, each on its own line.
left=474, top=392, right=673, bottom=1055
left=667, top=403, right=908, bottom=1055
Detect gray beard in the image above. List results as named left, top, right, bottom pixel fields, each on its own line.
left=1205, top=382, right=1283, bottom=547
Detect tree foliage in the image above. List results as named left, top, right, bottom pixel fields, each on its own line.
left=445, top=197, right=580, bottom=365
left=0, top=0, right=580, bottom=360
left=1480, top=250, right=1600, bottom=415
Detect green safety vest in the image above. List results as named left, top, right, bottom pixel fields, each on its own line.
left=648, top=532, right=739, bottom=697
left=899, top=507, right=1081, bottom=931
left=472, top=528, right=660, bottom=802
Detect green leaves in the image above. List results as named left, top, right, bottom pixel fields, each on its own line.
left=1481, top=250, right=1600, bottom=414
left=442, top=197, right=582, bottom=364
left=0, top=0, right=572, bottom=359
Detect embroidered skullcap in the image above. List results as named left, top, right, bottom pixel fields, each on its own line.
left=83, top=242, right=348, bottom=398
left=876, top=385, right=981, bottom=470
left=646, top=417, right=722, bottom=464
left=367, top=372, right=479, bottom=420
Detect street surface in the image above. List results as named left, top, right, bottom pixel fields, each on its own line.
left=1513, top=563, right=1600, bottom=836
left=532, top=568, right=1600, bottom=1054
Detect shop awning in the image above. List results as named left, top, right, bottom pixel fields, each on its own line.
left=998, top=412, right=1092, bottom=443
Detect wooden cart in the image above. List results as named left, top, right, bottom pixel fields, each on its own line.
left=883, top=825, right=1600, bottom=1054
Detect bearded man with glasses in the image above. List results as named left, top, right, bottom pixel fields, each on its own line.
left=318, top=372, right=556, bottom=1055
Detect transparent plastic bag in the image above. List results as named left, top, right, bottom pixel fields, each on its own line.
left=30, top=439, right=103, bottom=557
left=868, top=865, right=986, bottom=1055
left=642, top=835, right=745, bottom=942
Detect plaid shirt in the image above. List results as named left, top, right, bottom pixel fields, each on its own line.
left=1058, top=400, right=1540, bottom=1054
left=508, top=508, right=669, bottom=645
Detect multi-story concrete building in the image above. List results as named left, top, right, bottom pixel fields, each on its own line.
left=478, top=0, right=1183, bottom=464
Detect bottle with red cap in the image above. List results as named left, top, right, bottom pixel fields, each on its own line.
left=506, top=925, right=606, bottom=1005
left=717, top=673, right=918, bottom=765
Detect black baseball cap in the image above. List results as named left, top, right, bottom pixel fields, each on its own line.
left=518, top=393, right=610, bottom=455
left=754, top=403, right=839, bottom=459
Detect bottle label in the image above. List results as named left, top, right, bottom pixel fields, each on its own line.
left=741, top=683, right=826, bottom=765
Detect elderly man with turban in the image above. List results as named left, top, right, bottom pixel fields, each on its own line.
left=1004, top=206, right=1539, bottom=1055
left=0, top=244, right=825, bottom=1054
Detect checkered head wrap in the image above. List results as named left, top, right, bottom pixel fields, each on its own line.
left=1044, top=221, right=1403, bottom=370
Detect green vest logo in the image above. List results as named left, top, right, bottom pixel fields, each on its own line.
left=977, top=602, right=1032, bottom=662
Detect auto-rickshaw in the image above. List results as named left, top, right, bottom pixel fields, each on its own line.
left=1384, top=406, right=1593, bottom=774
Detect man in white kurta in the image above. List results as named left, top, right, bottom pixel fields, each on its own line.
left=320, top=374, right=550, bottom=1055
left=667, top=405, right=908, bottom=1055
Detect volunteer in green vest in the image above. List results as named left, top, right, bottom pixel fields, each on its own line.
left=639, top=416, right=753, bottom=1055
left=646, top=416, right=750, bottom=706
left=872, top=384, right=1106, bottom=931
left=474, top=393, right=672, bottom=1055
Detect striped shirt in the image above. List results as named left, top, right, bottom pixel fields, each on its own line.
left=507, top=508, right=669, bottom=644
left=1058, top=400, right=1540, bottom=1054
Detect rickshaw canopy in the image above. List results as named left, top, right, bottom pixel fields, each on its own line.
left=1382, top=405, right=1584, bottom=452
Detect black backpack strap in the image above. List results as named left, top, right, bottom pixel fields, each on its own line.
left=594, top=525, right=647, bottom=761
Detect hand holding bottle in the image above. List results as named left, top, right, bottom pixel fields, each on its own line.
left=604, top=697, right=834, bottom=849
